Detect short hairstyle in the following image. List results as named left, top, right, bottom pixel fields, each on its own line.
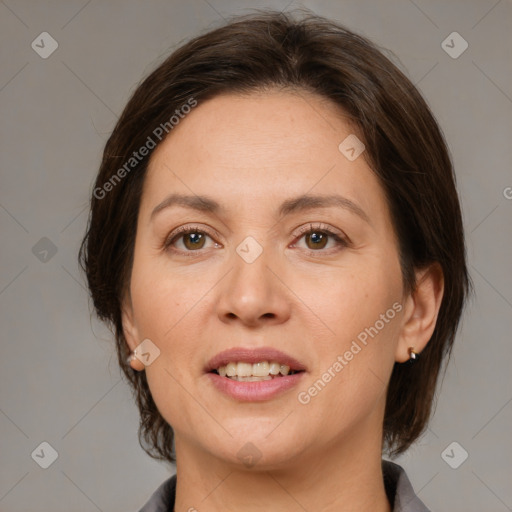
left=79, top=9, right=471, bottom=463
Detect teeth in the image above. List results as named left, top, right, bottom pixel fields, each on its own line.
left=215, top=361, right=297, bottom=378
left=226, top=362, right=237, bottom=377
left=231, top=376, right=273, bottom=382
left=237, top=362, right=253, bottom=377
left=252, top=361, right=269, bottom=377
left=269, top=362, right=281, bottom=375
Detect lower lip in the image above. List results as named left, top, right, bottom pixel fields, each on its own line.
left=206, top=372, right=305, bottom=401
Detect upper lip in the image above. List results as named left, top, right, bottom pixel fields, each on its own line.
left=205, top=347, right=307, bottom=373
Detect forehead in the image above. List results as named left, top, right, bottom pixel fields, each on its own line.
left=152, top=90, right=351, bottom=165
left=140, top=90, right=384, bottom=221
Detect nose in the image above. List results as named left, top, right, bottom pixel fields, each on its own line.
left=216, top=240, right=291, bottom=328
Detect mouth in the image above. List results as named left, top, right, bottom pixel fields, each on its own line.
left=210, top=361, right=304, bottom=381
left=205, top=346, right=306, bottom=378
left=204, top=347, right=307, bottom=400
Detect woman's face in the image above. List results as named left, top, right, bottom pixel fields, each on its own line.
left=123, top=90, right=409, bottom=469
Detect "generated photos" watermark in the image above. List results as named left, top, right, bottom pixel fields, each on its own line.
left=298, top=301, right=403, bottom=404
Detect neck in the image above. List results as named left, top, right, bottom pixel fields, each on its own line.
left=173, top=415, right=392, bottom=512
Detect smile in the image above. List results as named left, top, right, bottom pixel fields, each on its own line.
left=212, top=361, right=301, bottom=380
left=204, top=346, right=307, bottom=401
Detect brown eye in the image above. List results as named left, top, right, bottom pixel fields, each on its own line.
left=182, top=232, right=206, bottom=250
left=164, top=227, right=218, bottom=255
left=292, top=223, right=349, bottom=254
left=304, top=231, right=329, bottom=250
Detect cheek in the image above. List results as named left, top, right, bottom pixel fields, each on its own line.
left=297, top=258, right=402, bottom=347
left=129, top=261, right=205, bottom=428
left=295, top=256, right=402, bottom=410
left=127, top=252, right=195, bottom=392
left=129, top=247, right=205, bottom=338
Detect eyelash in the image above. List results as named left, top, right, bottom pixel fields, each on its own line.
left=163, top=223, right=349, bottom=258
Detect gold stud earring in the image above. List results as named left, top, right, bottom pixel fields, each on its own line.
left=408, top=347, right=418, bottom=361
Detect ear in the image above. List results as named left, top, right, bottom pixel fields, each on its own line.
left=121, top=293, right=145, bottom=371
left=395, top=263, right=444, bottom=362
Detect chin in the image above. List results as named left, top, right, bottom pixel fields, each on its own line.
left=205, top=432, right=306, bottom=471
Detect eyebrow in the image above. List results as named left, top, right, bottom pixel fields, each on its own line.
left=150, top=192, right=370, bottom=224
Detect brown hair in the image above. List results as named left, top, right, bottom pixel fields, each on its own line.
left=79, top=9, right=471, bottom=462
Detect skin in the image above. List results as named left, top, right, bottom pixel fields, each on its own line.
left=122, top=89, right=444, bottom=512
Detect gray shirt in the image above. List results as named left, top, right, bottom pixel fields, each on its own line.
left=138, top=459, right=430, bottom=512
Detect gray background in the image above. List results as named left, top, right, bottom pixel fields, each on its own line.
left=1, top=0, right=511, bottom=511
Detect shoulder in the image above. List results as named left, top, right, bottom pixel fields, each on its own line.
left=382, top=459, right=432, bottom=512
left=138, top=474, right=177, bottom=512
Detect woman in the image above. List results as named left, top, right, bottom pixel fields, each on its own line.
left=79, top=10, right=470, bottom=512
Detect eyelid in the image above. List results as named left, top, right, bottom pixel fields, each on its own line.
left=292, top=222, right=347, bottom=240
